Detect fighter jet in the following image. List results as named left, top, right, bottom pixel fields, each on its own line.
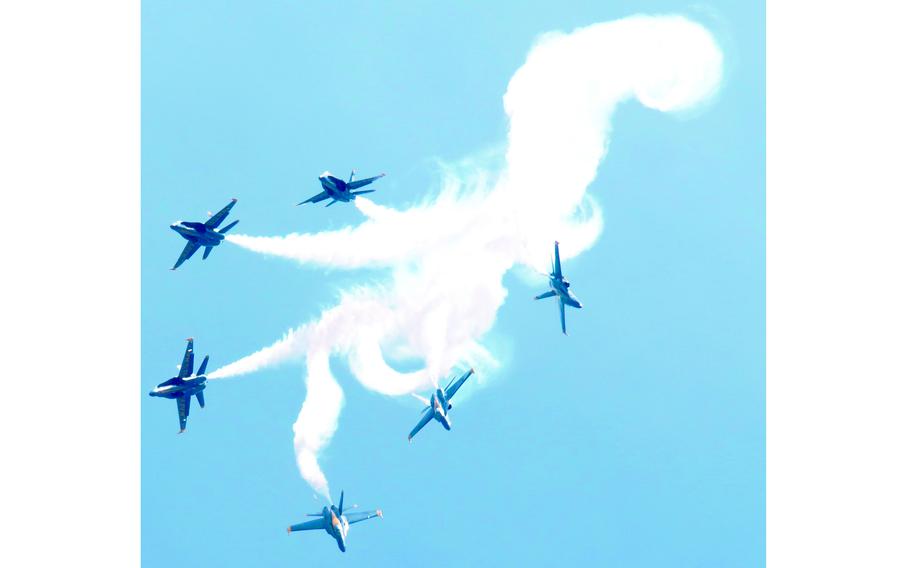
left=408, top=368, right=474, bottom=442
left=170, top=198, right=239, bottom=270
left=534, top=241, right=583, bottom=335
left=287, top=491, right=383, bottom=553
left=297, top=170, right=385, bottom=207
left=149, top=338, right=208, bottom=433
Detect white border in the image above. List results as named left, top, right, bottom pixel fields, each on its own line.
left=2, top=1, right=909, bottom=565
left=0, top=1, right=139, bottom=565
left=768, top=1, right=910, bottom=566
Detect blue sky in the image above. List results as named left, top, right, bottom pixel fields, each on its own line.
left=142, top=1, right=763, bottom=566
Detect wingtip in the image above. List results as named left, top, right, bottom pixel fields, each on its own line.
left=178, top=429, right=185, bottom=434
left=377, top=509, right=383, bottom=519
left=231, top=197, right=238, bottom=202
left=287, top=526, right=292, bottom=535
left=186, top=337, right=193, bottom=342
left=407, top=436, right=412, bottom=443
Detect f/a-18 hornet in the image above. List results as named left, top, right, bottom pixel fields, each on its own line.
left=534, top=240, right=583, bottom=335
left=297, top=170, right=385, bottom=207
left=408, top=368, right=474, bottom=442
left=149, top=338, right=208, bottom=433
left=287, top=491, right=383, bottom=553
left=170, top=198, right=239, bottom=270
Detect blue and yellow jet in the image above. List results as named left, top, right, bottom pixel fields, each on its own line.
left=297, top=170, right=385, bottom=207
left=287, top=491, right=383, bottom=553
left=149, top=338, right=208, bottom=433
left=408, top=368, right=475, bottom=442
left=534, top=241, right=583, bottom=334
left=170, top=198, right=239, bottom=270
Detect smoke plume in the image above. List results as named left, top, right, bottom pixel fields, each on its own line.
left=208, top=15, right=723, bottom=500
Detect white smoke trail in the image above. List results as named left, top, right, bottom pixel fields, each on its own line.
left=292, top=350, right=341, bottom=501
left=208, top=15, right=723, bottom=499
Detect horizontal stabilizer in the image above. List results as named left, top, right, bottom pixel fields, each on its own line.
left=197, top=355, right=209, bottom=376
left=218, top=220, right=239, bottom=234
left=352, top=189, right=375, bottom=196
left=347, top=173, right=385, bottom=190
left=202, top=246, right=213, bottom=259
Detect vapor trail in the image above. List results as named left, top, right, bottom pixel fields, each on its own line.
left=208, top=15, right=723, bottom=499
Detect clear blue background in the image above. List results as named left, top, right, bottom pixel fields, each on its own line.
left=142, top=1, right=763, bottom=566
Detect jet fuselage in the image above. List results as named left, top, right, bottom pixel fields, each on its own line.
left=319, top=173, right=357, bottom=202
left=327, top=506, right=350, bottom=552
left=549, top=274, right=582, bottom=308
left=431, top=388, right=453, bottom=430
left=170, top=222, right=226, bottom=247
left=149, top=375, right=207, bottom=400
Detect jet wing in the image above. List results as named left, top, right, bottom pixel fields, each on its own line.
left=178, top=339, right=194, bottom=379
left=346, top=173, right=385, bottom=190
left=172, top=241, right=201, bottom=270
left=553, top=241, right=563, bottom=278
left=176, top=394, right=190, bottom=432
left=347, top=510, right=382, bottom=525
left=408, top=409, right=434, bottom=441
left=559, top=299, right=567, bottom=335
left=204, top=199, right=238, bottom=229
left=297, top=191, right=330, bottom=206
left=288, top=518, right=326, bottom=532
left=444, top=369, right=475, bottom=401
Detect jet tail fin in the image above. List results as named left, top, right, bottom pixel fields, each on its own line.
left=195, top=391, right=205, bottom=408
left=338, top=491, right=344, bottom=514
left=202, top=246, right=213, bottom=259
left=349, top=169, right=356, bottom=183
left=325, top=200, right=338, bottom=207
left=197, top=355, right=209, bottom=376
left=218, top=220, right=239, bottom=234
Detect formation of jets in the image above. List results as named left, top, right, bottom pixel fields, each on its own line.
left=151, top=170, right=586, bottom=553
